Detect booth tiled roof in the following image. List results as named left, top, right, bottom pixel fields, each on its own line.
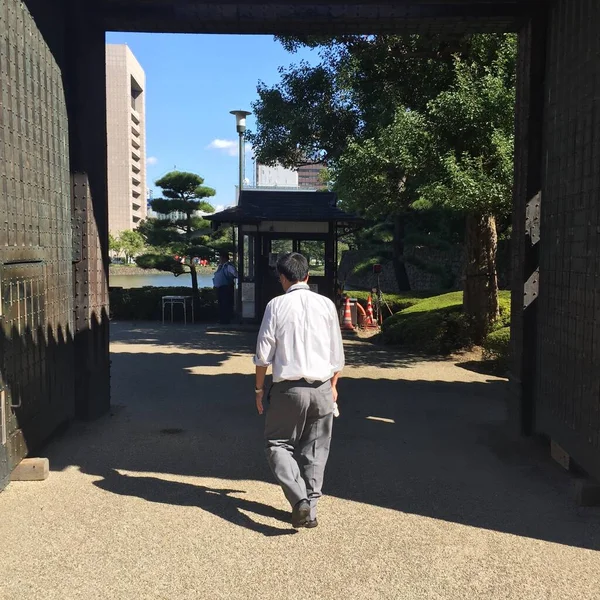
left=206, top=190, right=362, bottom=224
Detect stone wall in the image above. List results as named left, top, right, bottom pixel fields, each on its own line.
left=339, top=238, right=512, bottom=293
left=339, top=246, right=464, bottom=293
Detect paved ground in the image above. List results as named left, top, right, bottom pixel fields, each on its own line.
left=1, top=322, right=599, bottom=600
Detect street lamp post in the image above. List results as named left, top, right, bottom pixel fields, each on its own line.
left=230, top=110, right=251, bottom=203
left=229, top=110, right=251, bottom=322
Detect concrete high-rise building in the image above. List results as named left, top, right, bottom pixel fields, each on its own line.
left=297, top=163, right=326, bottom=189
left=255, top=163, right=298, bottom=188
left=106, top=44, right=147, bottom=235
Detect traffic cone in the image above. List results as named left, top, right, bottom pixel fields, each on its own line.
left=356, top=302, right=367, bottom=328
left=341, top=297, right=355, bottom=331
left=366, top=295, right=377, bottom=328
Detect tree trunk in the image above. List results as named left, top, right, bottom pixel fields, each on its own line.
left=190, top=263, right=199, bottom=322
left=185, top=211, right=193, bottom=243
left=463, top=213, right=499, bottom=344
left=392, top=214, right=411, bottom=292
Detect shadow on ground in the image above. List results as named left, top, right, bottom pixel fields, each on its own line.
left=48, top=322, right=600, bottom=548
left=109, top=321, right=257, bottom=355
left=94, top=470, right=296, bottom=537
left=343, top=337, right=423, bottom=369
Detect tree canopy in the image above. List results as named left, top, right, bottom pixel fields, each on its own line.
left=119, top=229, right=145, bottom=262
left=136, top=171, right=225, bottom=304
left=149, top=171, right=216, bottom=243
left=249, top=33, right=517, bottom=340
left=109, top=230, right=145, bottom=262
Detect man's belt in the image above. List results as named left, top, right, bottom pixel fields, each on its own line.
left=274, top=378, right=328, bottom=387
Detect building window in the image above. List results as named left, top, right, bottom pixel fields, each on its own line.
left=131, top=75, right=142, bottom=111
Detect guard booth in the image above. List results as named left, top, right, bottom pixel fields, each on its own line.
left=207, top=190, right=361, bottom=322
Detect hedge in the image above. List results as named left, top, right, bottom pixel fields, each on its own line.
left=495, top=293, right=512, bottom=330
left=381, top=290, right=511, bottom=355
left=482, top=326, right=511, bottom=369
left=109, top=286, right=218, bottom=322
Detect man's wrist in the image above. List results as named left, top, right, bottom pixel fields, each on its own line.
left=255, top=386, right=264, bottom=393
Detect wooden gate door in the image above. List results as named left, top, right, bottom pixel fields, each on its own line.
left=0, top=0, right=75, bottom=489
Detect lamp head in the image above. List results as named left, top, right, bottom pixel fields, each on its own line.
left=230, top=110, right=252, bottom=134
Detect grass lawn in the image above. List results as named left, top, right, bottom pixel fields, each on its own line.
left=381, top=290, right=511, bottom=355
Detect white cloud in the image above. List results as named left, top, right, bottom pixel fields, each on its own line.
left=197, top=204, right=233, bottom=217
left=206, top=139, right=254, bottom=157
left=147, top=156, right=159, bottom=165
left=206, top=139, right=238, bottom=157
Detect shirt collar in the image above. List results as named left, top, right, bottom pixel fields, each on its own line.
left=286, top=282, right=310, bottom=294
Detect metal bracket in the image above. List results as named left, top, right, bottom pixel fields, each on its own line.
left=9, top=391, right=21, bottom=410
left=72, top=173, right=88, bottom=264
left=524, top=267, right=539, bottom=309
left=72, top=214, right=83, bottom=263
left=526, top=191, right=541, bottom=245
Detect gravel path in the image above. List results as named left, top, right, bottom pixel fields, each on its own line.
left=1, top=322, right=599, bottom=600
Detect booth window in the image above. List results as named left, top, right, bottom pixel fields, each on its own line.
left=299, top=241, right=326, bottom=276
left=243, top=234, right=255, bottom=279
left=271, top=239, right=294, bottom=256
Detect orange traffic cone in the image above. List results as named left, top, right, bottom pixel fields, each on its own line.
left=366, top=295, right=377, bottom=328
left=356, top=302, right=367, bottom=328
left=341, top=297, right=355, bottom=331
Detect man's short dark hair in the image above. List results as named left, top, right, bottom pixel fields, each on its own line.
left=277, top=252, right=309, bottom=283
left=219, top=251, right=230, bottom=260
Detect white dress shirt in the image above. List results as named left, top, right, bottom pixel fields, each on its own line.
left=253, top=283, right=345, bottom=383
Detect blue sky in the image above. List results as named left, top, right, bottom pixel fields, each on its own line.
left=105, top=33, right=318, bottom=211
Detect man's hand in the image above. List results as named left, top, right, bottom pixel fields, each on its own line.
left=332, top=385, right=338, bottom=404
left=255, top=389, right=265, bottom=415
left=255, top=366, right=268, bottom=415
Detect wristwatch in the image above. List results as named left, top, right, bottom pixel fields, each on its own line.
left=255, top=387, right=264, bottom=393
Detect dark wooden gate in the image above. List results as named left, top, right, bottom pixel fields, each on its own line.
left=2, top=0, right=600, bottom=489
left=533, top=0, right=600, bottom=480
left=0, top=0, right=75, bottom=488
left=512, top=0, right=600, bottom=481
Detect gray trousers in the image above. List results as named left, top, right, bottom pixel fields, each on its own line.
left=264, top=379, right=334, bottom=520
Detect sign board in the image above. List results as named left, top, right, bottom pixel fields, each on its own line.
left=242, top=283, right=255, bottom=302
left=242, top=302, right=256, bottom=319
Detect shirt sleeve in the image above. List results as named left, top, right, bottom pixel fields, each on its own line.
left=227, top=263, right=238, bottom=279
left=329, top=302, right=345, bottom=372
left=253, top=300, right=276, bottom=367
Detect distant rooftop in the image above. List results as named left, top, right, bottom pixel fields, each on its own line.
left=207, top=189, right=361, bottom=224
left=245, top=185, right=319, bottom=192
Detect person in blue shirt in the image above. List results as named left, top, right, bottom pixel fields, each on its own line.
left=213, top=251, right=238, bottom=324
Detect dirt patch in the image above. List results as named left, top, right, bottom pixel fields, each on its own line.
left=355, top=327, right=381, bottom=341
left=453, top=347, right=509, bottom=378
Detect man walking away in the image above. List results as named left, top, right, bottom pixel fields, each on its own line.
left=253, top=252, right=345, bottom=529
left=213, top=251, right=238, bottom=324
